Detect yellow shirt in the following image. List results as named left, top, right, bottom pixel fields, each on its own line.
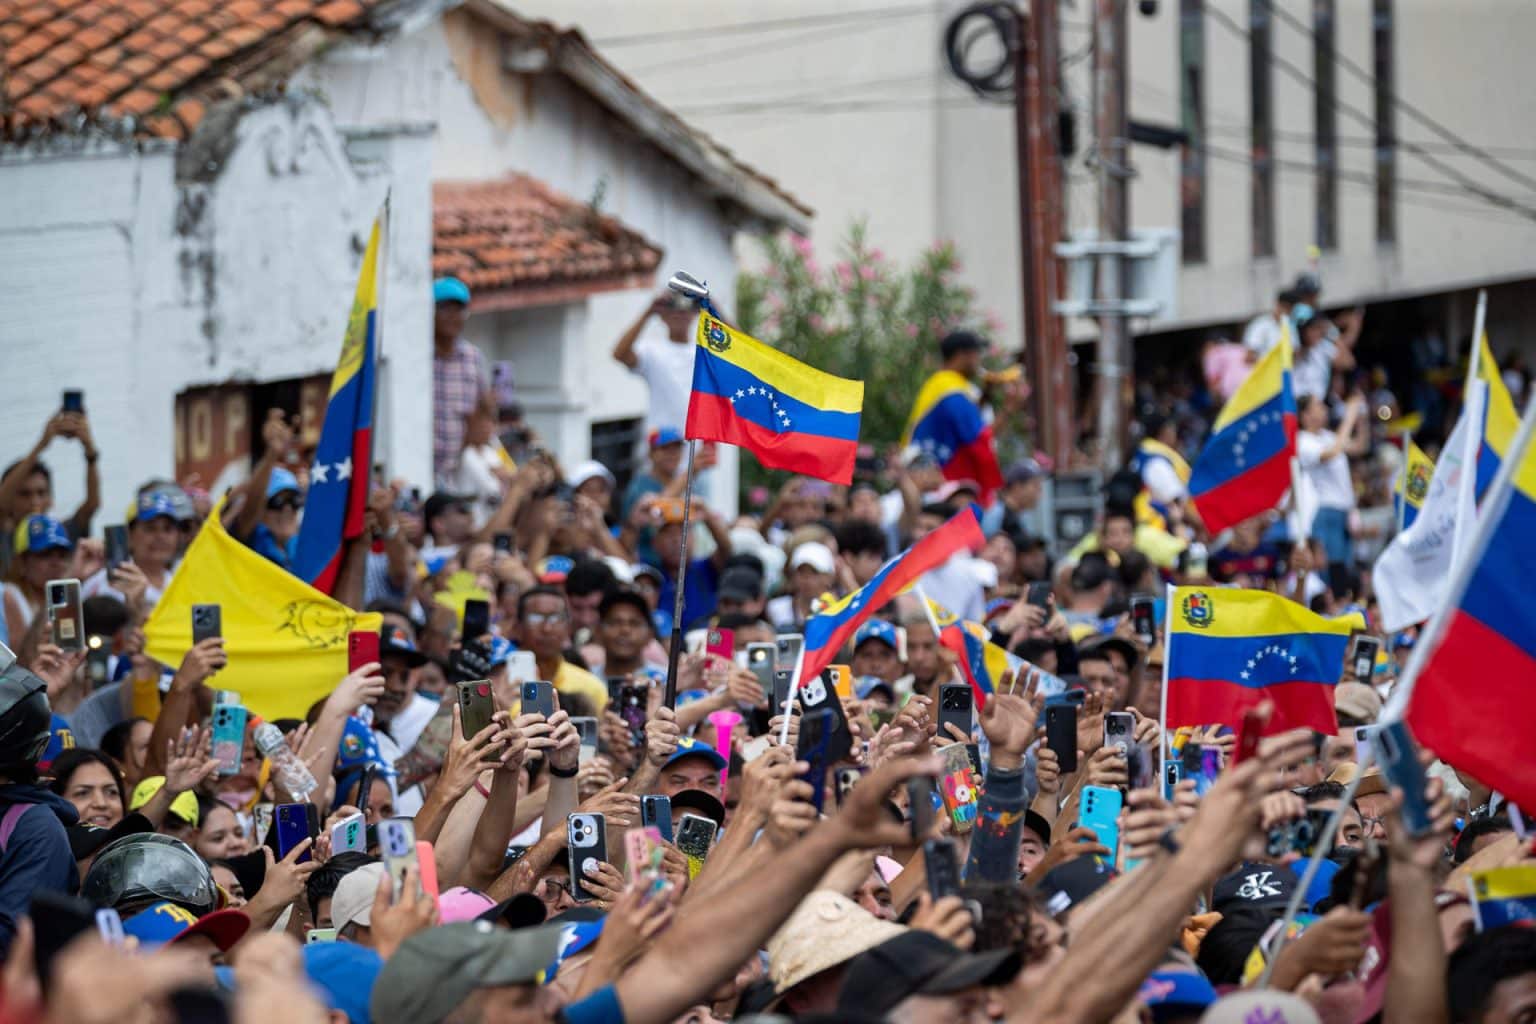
left=553, top=661, right=609, bottom=714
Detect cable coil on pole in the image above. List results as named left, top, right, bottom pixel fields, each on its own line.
left=943, top=2, right=1020, bottom=101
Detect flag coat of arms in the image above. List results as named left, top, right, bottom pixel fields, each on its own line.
left=1164, top=586, right=1360, bottom=736
left=1393, top=439, right=1435, bottom=529
left=1189, top=337, right=1297, bottom=534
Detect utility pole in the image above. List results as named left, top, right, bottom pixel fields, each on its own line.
left=1093, top=0, right=1131, bottom=468
left=1014, top=0, right=1070, bottom=467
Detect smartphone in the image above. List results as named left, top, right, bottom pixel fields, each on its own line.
left=1354, top=725, right=1375, bottom=764
left=641, top=795, right=674, bottom=843
left=795, top=670, right=854, bottom=764
left=907, top=774, right=938, bottom=842
left=568, top=813, right=609, bottom=902
left=746, top=642, right=776, bottom=702
left=493, top=532, right=514, bottom=554
left=572, top=716, right=599, bottom=764
left=1352, top=636, right=1381, bottom=680
left=379, top=819, right=420, bottom=898
left=521, top=680, right=555, bottom=719
left=775, top=633, right=804, bottom=670
left=827, top=664, right=853, bottom=699
left=834, top=766, right=865, bottom=806
left=211, top=703, right=248, bottom=776
left=1129, top=595, right=1156, bottom=645
left=1104, top=711, right=1135, bottom=756
left=1198, top=746, right=1222, bottom=796
left=191, top=603, right=222, bottom=644
left=1163, top=761, right=1182, bottom=799
left=964, top=742, right=982, bottom=777
left=1026, top=581, right=1052, bottom=609
left=416, top=840, right=440, bottom=900
left=937, top=742, right=979, bottom=833
left=457, top=679, right=495, bottom=739
left=705, top=627, right=735, bottom=662
left=675, top=813, right=718, bottom=868
left=1234, top=707, right=1264, bottom=765
left=938, top=684, right=975, bottom=743
left=1370, top=721, right=1434, bottom=836
left=461, top=598, right=491, bottom=641
left=1080, top=785, right=1123, bottom=861
left=505, top=650, right=537, bottom=683
left=1045, top=705, right=1078, bottom=774
left=923, top=837, right=963, bottom=902
left=306, top=928, right=338, bottom=943
left=274, top=802, right=315, bottom=863
left=772, top=668, right=795, bottom=714
left=354, top=765, right=376, bottom=820
left=46, top=579, right=84, bottom=652
left=625, top=827, right=668, bottom=895
left=86, top=638, right=110, bottom=688
left=95, top=908, right=124, bottom=946
left=330, top=812, right=366, bottom=855
left=61, top=389, right=84, bottom=413
left=616, top=683, right=648, bottom=742
left=348, top=630, right=380, bottom=674
left=104, top=525, right=130, bottom=575
left=796, top=707, right=836, bottom=814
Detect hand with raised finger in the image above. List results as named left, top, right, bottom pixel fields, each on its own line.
left=1077, top=692, right=1107, bottom=757
left=545, top=710, right=580, bottom=775
left=977, top=684, right=1040, bottom=771
left=440, top=703, right=508, bottom=799
left=1128, top=706, right=1161, bottom=749
left=253, top=840, right=321, bottom=910
left=579, top=779, right=641, bottom=831
left=164, top=725, right=220, bottom=794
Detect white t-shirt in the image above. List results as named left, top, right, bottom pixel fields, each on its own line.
left=1141, top=458, right=1188, bottom=505
left=631, top=336, right=697, bottom=431
left=82, top=565, right=173, bottom=608
left=1293, top=339, right=1338, bottom=400
left=766, top=594, right=800, bottom=630
left=1296, top=430, right=1355, bottom=510
left=919, top=555, right=986, bottom=624
left=1243, top=314, right=1286, bottom=358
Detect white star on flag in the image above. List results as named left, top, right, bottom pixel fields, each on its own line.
left=311, top=462, right=329, bottom=485
left=747, top=386, right=758, bottom=396
left=735, top=389, right=745, bottom=399
left=336, top=457, right=352, bottom=481
left=1240, top=670, right=1250, bottom=680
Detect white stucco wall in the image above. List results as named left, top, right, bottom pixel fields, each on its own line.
left=0, top=99, right=433, bottom=520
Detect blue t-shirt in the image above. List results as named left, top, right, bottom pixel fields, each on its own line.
left=245, top=523, right=297, bottom=571
left=652, top=556, right=719, bottom=633
left=558, top=985, right=625, bottom=1024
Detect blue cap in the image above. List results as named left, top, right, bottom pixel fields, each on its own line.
left=122, top=902, right=250, bottom=951
left=433, top=277, right=471, bottom=305
left=267, top=467, right=300, bottom=499
left=664, top=735, right=727, bottom=771
left=1293, top=856, right=1342, bottom=913
left=854, top=676, right=894, bottom=701
left=304, top=941, right=383, bottom=1024
left=549, top=919, right=606, bottom=978
left=853, top=619, right=899, bottom=652
left=14, top=515, right=72, bottom=556
left=1137, top=970, right=1217, bottom=1019
left=335, top=716, right=388, bottom=775
left=132, top=489, right=184, bottom=524
left=648, top=427, right=685, bottom=449
left=486, top=635, right=515, bottom=669
left=40, top=715, right=75, bottom=768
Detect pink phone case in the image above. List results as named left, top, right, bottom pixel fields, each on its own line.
left=415, top=840, right=439, bottom=900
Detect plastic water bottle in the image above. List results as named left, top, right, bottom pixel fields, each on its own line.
left=253, top=723, right=317, bottom=798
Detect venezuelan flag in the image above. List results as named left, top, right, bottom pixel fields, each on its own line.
left=1474, top=334, right=1521, bottom=498
left=293, top=213, right=382, bottom=594
left=686, top=315, right=863, bottom=485
left=903, top=370, right=1004, bottom=498
left=800, top=508, right=984, bottom=680
left=1471, top=866, right=1536, bottom=931
left=1165, top=587, right=1359, bottom=736
left=939, top=619, right=1015, bottom=709
left=1393, top=438, right=1434, bottom=529
left=1188, top=337, right=1297, bottom=534
left=1405, top=399, right=1536, bottom=811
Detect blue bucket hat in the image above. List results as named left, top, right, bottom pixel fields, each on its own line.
left=267, top=467, right=301, bottom=500
left=433, top=277, right=471, bottom=306
left=14, top=515, right=72, bottom=556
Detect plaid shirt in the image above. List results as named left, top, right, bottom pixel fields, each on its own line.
left=433, top=340, right=489, bottom=484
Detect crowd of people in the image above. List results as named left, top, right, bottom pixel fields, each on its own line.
left=0, top=270, right=1529, bottom=1024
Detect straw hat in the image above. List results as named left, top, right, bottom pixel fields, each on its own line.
left=766, top=890, right=905, bottom=995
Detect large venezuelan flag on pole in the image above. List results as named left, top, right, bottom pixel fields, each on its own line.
left=1398, top=391, right=1536, bottom=811
left=902, top=370, right=1004, bottom=499
left=1188, top=337, right=1297, bottom=534
left=685, top=315, right=863, bottom=485
left=800, top=508, right=984, bottom=680
left=1164, top=587, right=1359, bottom=736
left=293, top=212, right=383, bottom=594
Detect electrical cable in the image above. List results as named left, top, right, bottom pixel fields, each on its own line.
left=591, top=3, right=937, bottom=47
left=942, top=1, right=1019, bottom=101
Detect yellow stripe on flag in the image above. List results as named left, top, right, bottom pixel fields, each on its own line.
left=1215, top=332, right=1292, bottom=433
left=695, top=315, right=863, bottom=414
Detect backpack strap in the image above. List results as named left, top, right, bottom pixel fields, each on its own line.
left=0, top=803, right=34, bottom=853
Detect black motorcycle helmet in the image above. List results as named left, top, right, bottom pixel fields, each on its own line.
left=81, top=834, right=219, bottom=917
left=0, top=643, right=52, bottom=779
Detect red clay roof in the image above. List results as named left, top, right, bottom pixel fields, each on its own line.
left=0, top=0, right=382, bottom=139
left=433, top=175, right=663, bottom=312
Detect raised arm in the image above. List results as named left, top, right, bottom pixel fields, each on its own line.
left=67, top=413, right=102, bottom=536
left=1382, top=765, right=1456, bottom=1024
left=613, top=297, right=663, bottom=370
left=229, top=411, right=294, bottom=542
left=965, top=681, right=1040, bottom=883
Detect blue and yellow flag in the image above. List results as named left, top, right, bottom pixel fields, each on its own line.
left=1189, top=336, right=1297, bottom=533
left=1475, top=334, right=1521, bottom=498
left=1394, top=439, right=1434, bottom=529
left=1471, top=866, right=1536, bottom=931
left=903, top=370, right=1004, bottom=499
left=146, top=504, right=381, bottom=720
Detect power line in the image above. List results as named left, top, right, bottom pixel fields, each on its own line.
left=590, top=3, right=935, bottom=47
left=1203, top=123, right=1536, bottom=162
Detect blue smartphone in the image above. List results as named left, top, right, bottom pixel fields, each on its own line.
left=1079, top=785, right=1123, bottom=862
left=274, top=803, right=315, bottom=863
left=211, top=704, right=248, bottom=777
left=1370, top=721, right=1433, bottom=836
left=1163, top=760, right=1183, bottom=800
left=641, top=795, right=674, bottom=843
left=796, top=707, right=836, bottom=814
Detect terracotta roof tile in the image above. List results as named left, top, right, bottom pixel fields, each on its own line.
left=2, top=0, right=384, bottom=136
left=434, top=175, right=663, bottom=311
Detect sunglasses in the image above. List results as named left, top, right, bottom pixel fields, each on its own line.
left=267, top=493, right=304, bottom=512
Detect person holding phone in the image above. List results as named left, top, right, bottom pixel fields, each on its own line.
left=227, top=409, right=304, bottom=572
left=1, top=515, right=74, bottom=645
left=81, top=489, right=187, bottom=614
left=644, top=497, right=733, bottom=634
left=611, top=291, right=700, bottom=443
left=514, top=587, right=609, bottom=713
left=0, top=407, right=101, bottom=545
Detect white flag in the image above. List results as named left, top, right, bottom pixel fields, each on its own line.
left=1374, top=381, right=1485, bottom=632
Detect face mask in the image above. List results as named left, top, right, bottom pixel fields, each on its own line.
left=416, top=690, right=443, bottom=704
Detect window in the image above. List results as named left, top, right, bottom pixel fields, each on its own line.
left=590, top=417, right=644, bottom=514
left=1373, top=0, right=1396, bottom=244
left=1313, top=0, right=1337, bottom=250
left=1179, top=0, right=1206, bottom=263
left=1250, top=0, right=1274, bottom=259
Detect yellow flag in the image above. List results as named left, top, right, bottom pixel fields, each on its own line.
left=145, top=507, right=381, bottom=720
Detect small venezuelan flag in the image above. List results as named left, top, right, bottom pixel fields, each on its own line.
left=903, top=370, right=1004, bottom=499
left=939, top=619, right=1015, bottom=709
left=1470, top=866, right=1536, bottom=931
left=1188, top=336, right=1297, bottom=534
left=1393, top=438, right=1434, bottom=529
left=686, top=315, right=863, bottom=485
left=1406, top=400, right=1536, bottom=812
left=800, top=509, right=984, bottom=681
left=1165, top=587, right=1360, bottom=736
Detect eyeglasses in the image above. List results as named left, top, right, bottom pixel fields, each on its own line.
left=537, top=878, right=567, bottom=903
left=267, top=493, right=304, bottom=512
left=524, top=612, right=568, bottom=627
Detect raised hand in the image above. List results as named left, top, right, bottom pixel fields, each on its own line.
left=977, top=675, right=1042, bottom=770
left=908, top=894, right=976, bottom=951
left=164, top=725, right=219, bottom=795
left=369, top=865, right=438, bottom=959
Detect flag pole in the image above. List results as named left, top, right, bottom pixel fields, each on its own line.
left=1394, top=428, right=1409, bottom=534
left=1158, top=582, right=1173, bottom=789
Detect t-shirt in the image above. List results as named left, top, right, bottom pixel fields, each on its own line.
left=557, top=985, right=625, bottom=1024
left=552, top=661, right=610, bottom=714
left=244, top=523, right=297, bottom=571
left=631, top=335, right=697, bottom=432
left=1293, top=338, right=1338, bottom=400
left=1211, top=542, right=1286, bottom=585
left=1242, top=314, right=1287, bottom=358
left=919, top=555, right=985, bottom=624
left=444, top=443, right=505, bottom=529
left=653, top=556, right=720, bottom=634
left=1296, top=430, right=1354, bottom=510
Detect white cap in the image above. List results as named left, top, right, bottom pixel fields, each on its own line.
left=569, top=460, right=616, bottom=490
left=789, top=542, right=836, bottom=575
left=330, top=862, right=386, bottom=932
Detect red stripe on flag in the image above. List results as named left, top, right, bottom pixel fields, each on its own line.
left=944, top=428, right=1004, bottom=498
left=309, top=551, right=343, bottom=597
left=1165, top=676, right=1338, bottom=736
left=342, top=427, right=372, bottom=540
left=1191, top=448, right=1294, bottom=535
left=686, top=393, right=857, bottom=485
left=1407, top=611, right=1536, bottom=812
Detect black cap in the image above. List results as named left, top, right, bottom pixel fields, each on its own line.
left=68, top=812, right=155, bottom=861
left=1292, top=272, right=1321, bottom=296
left=1212, top=862, right=1296, bottom=915
left=1037, top=854, right=1115, bottom=916
left=1298, top=314, right=1331, bottom=335
left=939, top=330, right=985, bottom=360
left=475, top=892, right=548, bottom=930
left=422, top=491, right=472, bottom=527
left=380, top=625, right=429, bottom=668
left=669, top=788, right=727, bottom=828
left=835, top=931, right=1021, bottom=1017
left=1080, top=634, right=1140, bottom=674
left=717, top=567, right=764, bottom=603
left=1022, top=809, right=1053, bottom=847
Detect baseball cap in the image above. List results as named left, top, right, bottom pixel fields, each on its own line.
left=331, top=862, right=387, bottom=932
left=68, top=812, right=155, bottom=861
left=766, top=891, right=906, bottom=996
left=718, top=567, right=764, bottom=604
left=939, top=330, right=985, bottom=359
left=132, top=490, right=184, bottom=525
left=335, top=715, right=390, bottom=777
left=1038, top=855, right=1115, bottom=916
left=1199, top=990, right=1321, bottom=1024
left=1212, top=862, right=1296, bottom=915
left=1022, top=809, right=1052, bottom=847
left=649, top=427, right=685, bottom=450
left=853, top=619, right=899, bottom=653
left=932, top=480, right=981, bottom=504
left=122, top=901, right=250, bottom=951
left=789, top=542, right=835, bottom=575
left=1081, top=634, right=1141, bottom=674
left=631, top=563, right=663, bottom=586
left=129, top=776, right=199, bottom=826
left=266, top=467, right=301, bottom=500
left=381, top=626, right=429, bottom=668
left=1324, top=762, right=1388, bottom=797
left=303, top=941, right=384, bottom=1024
left=536, top=555, right=574, bottom=584
left=438, top=886, right=497, bottom=924
left=854, top=676, right=895, bottom=702
left=663, top=737, right=727, bottom=772
left=669, top=788, right=727, bottom=828
left=835, top=930, right=1020, bottom=1017
left=423, top=491, right=472, bottom=526
left=433, top=276, right=471, bottom=306
left=1334, top=681, right=1382, bottom=722
left=1138, top=969, right=1218, bottom=1022
left=475, top=892, right=547, bottom=931
left=369, top=920, right=568, bottom=1024
left=1005, top=458, right=1045, bottom=485
left=14, top=515, right=72, bottom=556
left=568, top=460, right=615, bottom=491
